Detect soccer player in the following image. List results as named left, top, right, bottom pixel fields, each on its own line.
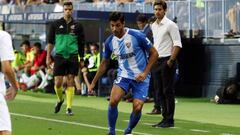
left=0, top=30, right=19, bottom=135
left=88, top=12, right=158, bottom=135
left=46, top=1, right=85, bottom=115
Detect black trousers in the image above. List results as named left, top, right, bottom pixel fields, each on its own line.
left=152, top=57, right=176, bottom=122
left=87, top=71, right=98, bottom=94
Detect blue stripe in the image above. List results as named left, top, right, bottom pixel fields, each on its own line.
left=119, top=40, right=133, bottom=78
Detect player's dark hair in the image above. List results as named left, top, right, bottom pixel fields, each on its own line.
left=63, top=1, right=73, bottom=7
left=20, top=40, right=30, bottom=47
left=109, top=12, right=125, bottom=23
left=33, top=42, right=42, bottom=49
left=136, top=14, right=148, bottom=23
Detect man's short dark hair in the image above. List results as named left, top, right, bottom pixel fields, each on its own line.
left=63, top=1, right=73, bottom=6
left=153, top=0, right=167, bottom=10
left=90, top=43, right=99, bottom=50
left=20, top=40, right=30, bottom=47
left=136, top=14, right=148, bottom=23
left=109, top=12, right=125, bottom=23
left=33, top=42, right=42, bottom=49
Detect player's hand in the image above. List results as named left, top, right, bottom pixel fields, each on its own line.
left=46, top=57, right=52, bottom=69
left=88, top=83, right=95, bottom=95
left=80, top=60, right=84, bottom=68
left=5, top=86, right=17, bottom=101
left=135, top=73, right=147, bottom=82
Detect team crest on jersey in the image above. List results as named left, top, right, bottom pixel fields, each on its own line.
left=125, top=42, right=131, bottom=48
left=70, top=25, right=76, bottom=35
left=71, top=25, right=75, bottom=29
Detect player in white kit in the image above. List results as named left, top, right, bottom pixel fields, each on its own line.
left=0, top=30, right=19, bottom=135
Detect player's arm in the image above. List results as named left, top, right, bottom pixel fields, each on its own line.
left=136, top=47, right=158, bottom=82
left=88, top=59, right=110, bottom=93
left=77, top=23, right=85, bottom=68
left=46, top=22, right=55, bottom=68
left=145, top=47, right=158, bottom=74
left=135, top=32, right=158, bottom=81
left=46, top=43, right=54, bottom=68
left=77, top=23, right=85, bottom=60
left=2, top=60, right=18, bottom=100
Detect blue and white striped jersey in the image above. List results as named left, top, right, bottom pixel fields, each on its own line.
left=104, top=28, right=153, bottom=81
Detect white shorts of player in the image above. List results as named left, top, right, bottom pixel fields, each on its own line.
left=0, top=93, right=11, bottom=132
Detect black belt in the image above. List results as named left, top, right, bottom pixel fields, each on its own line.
left=157, top=56, right=170, bottom=61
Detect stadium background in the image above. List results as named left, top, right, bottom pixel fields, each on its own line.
left=0, top=0, right=240, bottom=97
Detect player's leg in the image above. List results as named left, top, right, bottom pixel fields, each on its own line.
left=65, top=74, right=75, bottom=115
left=53, top=55, right=66, bottom=113
left=0, top=94, right=12, bottom=135
left=54, top=76, right=64, bottom=113
left=108, top=77, right=130, bottom=135
left=65, top=55, right=79, bottom=115
left=124, top=80, right=148, bottom=134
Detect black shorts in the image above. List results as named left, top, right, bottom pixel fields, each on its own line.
left=53, top=55, right=79, bottom=76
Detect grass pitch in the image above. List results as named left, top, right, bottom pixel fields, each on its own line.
left=7, top=91, right=240, bottom=135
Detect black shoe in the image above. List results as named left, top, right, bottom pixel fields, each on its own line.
left=66, top=108, right=74, bottom=116
left=107, top=133, right=115, bottom=135
left=158, top=122, right=174, bottom=128
left=147, top=108, right=161, bottom=115
left=152, top=119, right=166, bottom=127
left=153, top=120, right=174, bottom=128
left=54, top=99, right=64, bottom=113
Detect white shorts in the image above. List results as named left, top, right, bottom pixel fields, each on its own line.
left=0, top=94, right=12, bottom=132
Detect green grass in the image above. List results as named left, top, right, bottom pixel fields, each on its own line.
left=7, top=91, right=240, bottom=135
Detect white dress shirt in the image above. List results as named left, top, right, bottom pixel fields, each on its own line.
left=151, top=16, right=182, bottom=58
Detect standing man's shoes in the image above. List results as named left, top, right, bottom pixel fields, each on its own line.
left=158, top=122, right=174, bottom=128
left=152, top=120, right=174, bottom=128
left=147, top=108, right=161, bottom=115
left=152, top=119, right=165, bottom=127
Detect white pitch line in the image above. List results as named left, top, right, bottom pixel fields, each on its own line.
left=11, top=113, right=153, bottom=135
left=190, top=129, right=210, bottom=133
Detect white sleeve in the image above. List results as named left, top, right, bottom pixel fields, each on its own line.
left=0, top=32, right=15, bottom=61
left=169, top=23, right=182, bottom=48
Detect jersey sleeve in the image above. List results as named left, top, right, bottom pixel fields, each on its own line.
left=77, top=22, right=85, bottom=58
left=47, top=21, right=56, bottom=45
left=0, top=32, right=15, bottom=61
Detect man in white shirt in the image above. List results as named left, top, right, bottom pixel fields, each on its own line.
left=151, top=0, right=182, bottom=128
left=0, top=30, right=19, bottom=135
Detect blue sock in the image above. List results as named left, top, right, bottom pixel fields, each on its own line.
left=125, top=112, right=142, bottom=134
left=108, top=105, right=118, bottom=135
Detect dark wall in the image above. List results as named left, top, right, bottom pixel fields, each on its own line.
left=176, top=37, right=205, bottom=97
